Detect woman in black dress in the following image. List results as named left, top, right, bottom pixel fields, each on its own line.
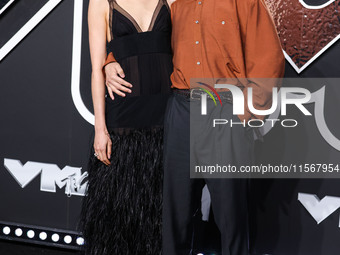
left=80, top=0, right=173, bottom=254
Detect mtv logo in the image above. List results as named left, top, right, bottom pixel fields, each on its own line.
left=4, top=158, right=88, bottom=197
left=298, top=192, right=340, bottom=227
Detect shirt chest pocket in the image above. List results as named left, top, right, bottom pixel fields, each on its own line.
left=208, top=2, right=242, bottom=59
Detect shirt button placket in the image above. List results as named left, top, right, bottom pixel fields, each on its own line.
left=194, top=0, right=203, bottom=78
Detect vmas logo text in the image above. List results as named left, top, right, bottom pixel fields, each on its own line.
left=3, top=158, right=88, bottom=197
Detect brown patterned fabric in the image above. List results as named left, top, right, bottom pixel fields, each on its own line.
left=264, top=0, right=340, bottom=69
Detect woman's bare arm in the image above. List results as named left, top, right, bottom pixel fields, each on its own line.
left=88, top=0, right=111, bottom=165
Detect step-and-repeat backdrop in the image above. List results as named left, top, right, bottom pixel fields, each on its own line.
left=0, top=0, right=339, bottom=254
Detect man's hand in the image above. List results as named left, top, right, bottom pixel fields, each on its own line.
left=104, top=62, right=132, bottom=99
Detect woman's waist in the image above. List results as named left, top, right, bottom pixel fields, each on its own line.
left=107, top=31, right=172, bottom=61
left=106, top=88, right=172, bottom=100
left=111, top=56, right=173, bottom=97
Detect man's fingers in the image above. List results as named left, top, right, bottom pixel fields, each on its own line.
left=110, top=76, right=133, bottom=89
left=119, top=79, right=133, bottom=88
left=106, top=80, right=131, bottom=93
left=107, top=86, right=115, bottom=100
left=108, top=80, right=131, bottom=93
left=115, top=66, right=125, bottom=78
left=110, top=86, right=126, bottom=97
left=107, top=81, right=134, bottom=97
left=106, top=80, right=126, bottom=97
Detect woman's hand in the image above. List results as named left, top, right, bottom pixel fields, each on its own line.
left=94, top=129, right=112, bottom=166
left=105, top=62, right=132, bottom=99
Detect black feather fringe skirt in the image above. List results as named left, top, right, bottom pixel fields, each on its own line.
left=80, top=127, right=163, bottom=255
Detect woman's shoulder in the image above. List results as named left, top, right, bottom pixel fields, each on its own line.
left=89, top=0, right=109, bottom=6
left=89, top=0, right=109, bottom=11
left=167, top=0, right=176, bottom=8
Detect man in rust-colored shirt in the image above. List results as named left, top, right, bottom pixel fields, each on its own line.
left=104, top=0, right=285, bottom=254
left=169, top=0, right=285, bottom=120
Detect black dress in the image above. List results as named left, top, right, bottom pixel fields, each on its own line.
left=80, top=0, right=172, bottom=254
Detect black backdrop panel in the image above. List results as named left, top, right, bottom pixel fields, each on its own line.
left=249, top=0, right=340, bottom=253
left=0, top=0, right=92, bottom=231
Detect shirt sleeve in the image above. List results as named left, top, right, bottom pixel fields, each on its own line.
left=239, top=0, right=285, bottom=121
left=102, top=52, right=116, bottom=69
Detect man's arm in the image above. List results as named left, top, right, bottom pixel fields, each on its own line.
left=240, top=0, right=285, bottom=121
left=103, top=52, right=116, bottom=68
left=103, top=53, right=132, bottom=99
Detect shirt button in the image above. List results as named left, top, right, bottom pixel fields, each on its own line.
left=197, top=61, right=201, bottom=65
left=195, top=41, right=199, bottom=44
left=195, top=20, right=199, bottom=24
left=221, top=21, right=226, bottom=25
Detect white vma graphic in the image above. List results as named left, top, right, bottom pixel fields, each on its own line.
left=0, top=0, right=63, bottom=60
left=260, top=86, right=340, bottom=151
left=0, top=0, right=93, bottom=124
left=0, top=0, right=15, bottom=15
left=298, top=192, right=340, bottom=227
left=299, top=0, right=337, bottom=9
left=71, top=0, right=95, bottom=125
left=4, top=158, right=88, bottom=197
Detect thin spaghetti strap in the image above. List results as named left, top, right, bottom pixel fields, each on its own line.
left=108, top=0, right=114, bottom=41
left=147, top=0, right=164, bottom=31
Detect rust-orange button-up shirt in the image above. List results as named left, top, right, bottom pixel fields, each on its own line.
left=170, top=0, right=285, bottom=120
